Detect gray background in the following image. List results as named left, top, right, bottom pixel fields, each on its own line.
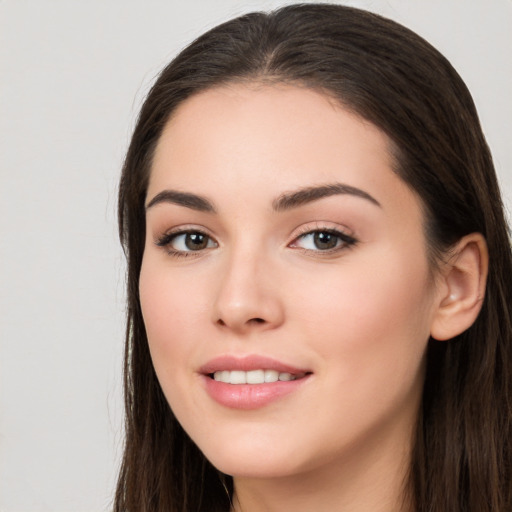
left=1, top=1, right=510, bottom=511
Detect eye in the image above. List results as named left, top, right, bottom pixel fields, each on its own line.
left=290, top=228, right=357, bottom=252
left=156, top=230, right=218, bottom=255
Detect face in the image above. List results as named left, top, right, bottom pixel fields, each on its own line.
left=140, top=84, right=441, bottom=480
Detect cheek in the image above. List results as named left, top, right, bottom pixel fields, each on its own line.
left=282, top=254, right=434, bottom=455
left=139, top=259, right=206, bottom=373
left=292, top=249, right=434, bottom=384
left=139, top=259, right=212, bottom=429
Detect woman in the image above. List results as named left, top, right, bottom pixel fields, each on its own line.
left=115, top=4, right=512, bottom=511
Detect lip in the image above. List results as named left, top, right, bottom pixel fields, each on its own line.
left=199, top=354, right=310, bottom=375
left=199, top=355, right=312, bottom=410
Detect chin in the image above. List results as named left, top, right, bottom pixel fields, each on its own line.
left=210, top=454, right=303, bottom=479
left=194, top=431, right=305, bottom=478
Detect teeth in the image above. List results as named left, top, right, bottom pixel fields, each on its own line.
left=264, top=369, right=279, bottom=383
left=212, top=369, right=302, bottom=384
left=247, top=369, right=264, bottom=384
left=230, top=370, right=246, bottom=384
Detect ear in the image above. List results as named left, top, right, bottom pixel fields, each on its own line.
left=430, top=233, right=488, bottom=341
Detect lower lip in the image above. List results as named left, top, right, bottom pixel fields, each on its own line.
left=202, top=375, right=310, bottom=410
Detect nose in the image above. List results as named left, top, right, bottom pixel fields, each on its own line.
left=212, top=248, right=285, bottom=334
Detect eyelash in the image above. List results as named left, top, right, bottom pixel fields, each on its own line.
left=155, top=225, right=357, bottom=258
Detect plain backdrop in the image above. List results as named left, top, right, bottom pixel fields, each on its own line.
left=0, top=1, right=510, bottom=511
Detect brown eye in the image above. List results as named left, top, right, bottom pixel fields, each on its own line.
left=313, top=231, right=338, bottom=250
left=156, top=230, right=218, bottom=254
left=291, top=229, right=357, bottom=252
left=184, top=232, right=209, bottom=250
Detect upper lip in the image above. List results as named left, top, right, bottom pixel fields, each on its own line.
left=199, top=355, right=310, bottom=375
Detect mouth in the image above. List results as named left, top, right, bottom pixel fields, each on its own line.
left=199, top=355, right=312, bottom=409
left=209, top=369, right=308, bottom=384
left=200, top=354, right=311, bottom=382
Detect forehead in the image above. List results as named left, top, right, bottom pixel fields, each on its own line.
left=152, top=85, right=388, bottom=177
left=148, top=83, right=419, bottom=222
left=155, top=83, right=391, bottom=162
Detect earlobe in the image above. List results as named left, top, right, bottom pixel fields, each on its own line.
left=430, top=233, right=488, bottom=341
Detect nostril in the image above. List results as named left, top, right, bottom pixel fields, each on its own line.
left=216, top=317, right=265, bottom=327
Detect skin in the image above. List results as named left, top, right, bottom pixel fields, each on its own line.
left=140, top=84, right=448, bottom=512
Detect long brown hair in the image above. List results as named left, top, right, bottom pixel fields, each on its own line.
left=116, top=4, right=512, bottom=511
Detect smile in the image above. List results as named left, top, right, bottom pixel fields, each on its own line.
left=212, top=369, right=306, bottom=384
left=200, top=355, right=312, bottom=409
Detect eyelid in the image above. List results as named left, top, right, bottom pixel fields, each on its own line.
left=289, top=221, right=355, bottom=240
left=154, top=224, right=215, bottom=242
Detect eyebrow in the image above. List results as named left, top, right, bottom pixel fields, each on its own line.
left=272, top=183, right=381, bottom=211
left=145, top=190, right=216, bottom=213
left=145, top=182, right=380, bottom=214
